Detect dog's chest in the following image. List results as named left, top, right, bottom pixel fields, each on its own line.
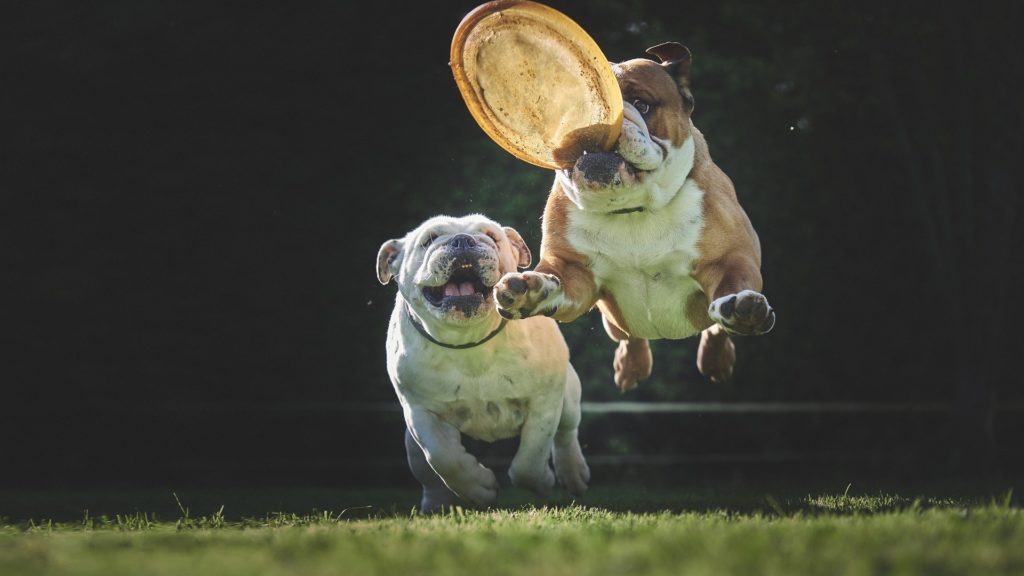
left=422, top=362, right=542, bottom=442
left=411, top=355, right=561, bottom=442
left=568, top=179, right=706, bottom=340
left=392, top=319, right=567, bottom=442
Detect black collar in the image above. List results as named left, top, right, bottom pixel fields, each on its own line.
left=609, top=206, right=645, bottom=215
left=404, top=303, right=507, bottom=350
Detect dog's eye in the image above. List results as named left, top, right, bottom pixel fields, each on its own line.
left=632, top=99, right=651, bottom=115
left=421, top=233, right=437, bottom=247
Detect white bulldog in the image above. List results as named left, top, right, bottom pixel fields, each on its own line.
left=376, top=214, right=590, bottom=512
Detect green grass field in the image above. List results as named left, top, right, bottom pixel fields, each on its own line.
left=2, top=483, right=1022, bottom=575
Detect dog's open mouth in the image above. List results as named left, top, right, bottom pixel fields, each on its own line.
left=421, top=262, right=491, bottom=310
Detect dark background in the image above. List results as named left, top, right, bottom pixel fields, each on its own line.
left=6, top=0, right=1023, bottom=489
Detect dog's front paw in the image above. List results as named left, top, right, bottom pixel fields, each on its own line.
left=554, top=440, right=590, bottom=497
left=508, top=461, right=555, bottom=497
left=446, top=462, right=499, bottom=508
left=494, top=272, right=561, bottom=320
left=708, top=289, right=775, bottom=335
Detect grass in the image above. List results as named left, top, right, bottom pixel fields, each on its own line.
left=1, top=483, right=1022, bottom=575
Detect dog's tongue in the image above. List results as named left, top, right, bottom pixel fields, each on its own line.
left=444, top=282, right=478, bottom=296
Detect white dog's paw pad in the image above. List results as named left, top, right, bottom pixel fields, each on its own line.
left=494, top=272, right=560, bottom=320
left=709, top=289, right=775, bottom=335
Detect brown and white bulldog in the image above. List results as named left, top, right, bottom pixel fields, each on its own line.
left=494, top=42, right=774, bottom=389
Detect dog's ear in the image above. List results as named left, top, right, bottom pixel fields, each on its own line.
left=376, top=239, right=403, bottom=285
left=646, top=42, right=694, bottom=114
left=502, top=227, right=532, bottom=269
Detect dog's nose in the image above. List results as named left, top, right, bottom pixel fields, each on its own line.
left=449, top=234, right=477, bottom=250
left=576, top=151, right=628, bottom=185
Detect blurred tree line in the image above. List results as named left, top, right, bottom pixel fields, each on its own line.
left=6, top=0, right=1021, bottom=482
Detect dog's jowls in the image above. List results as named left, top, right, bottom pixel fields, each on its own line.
left=377, top=214, right=589, bottom=512
left=494, top=42, right=775, bottom=389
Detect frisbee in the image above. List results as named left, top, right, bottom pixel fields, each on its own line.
left=450, top=0, right=623, bottom=169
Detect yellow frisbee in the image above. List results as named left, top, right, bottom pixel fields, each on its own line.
left=450, top=0, right=623, bottom=169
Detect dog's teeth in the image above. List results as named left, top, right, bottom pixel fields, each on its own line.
left=459, top=281, right=475, bottom=296
left=444, top=283, right=460, bottom=297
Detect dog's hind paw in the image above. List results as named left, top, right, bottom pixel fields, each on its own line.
left=494, top=272, right=561, bottom=320
left=613, top=338, right=652, bottom=392
left=708, top=289, right=775, bottom=336
left=697, top=324, right=736, bottom=383
left=418, top=488, right=460, bottom=515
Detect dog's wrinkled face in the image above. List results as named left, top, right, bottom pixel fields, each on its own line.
left=377, top=214, right=531, bottom=325
left=557, top=43, right=696, bottom=214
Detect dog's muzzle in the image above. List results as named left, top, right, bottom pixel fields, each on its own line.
left=567, top=102, right=664, bottom=190
left=573, top=151, right=638, bottom=186
left=420, top=235, right=494, bottom=317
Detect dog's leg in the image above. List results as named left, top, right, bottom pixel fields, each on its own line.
left=602, top=315, right=652, bottom=392
left=697, top=323, right=736, bottom=383
left=698, top=254, right=775, bottom=336
left=553, top=365, right=590, bottom=496
left=508, top=391, right=561, bottom=497
left=404, top=428, right=459, bottom=514
left=494, top=259, right=597, bottom=322
left=406, top=408, right=499, bottom=508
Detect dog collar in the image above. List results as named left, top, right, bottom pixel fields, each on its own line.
left=609, top=206, right=645, bottom=215
left=404, top=303, right=507, bottom=350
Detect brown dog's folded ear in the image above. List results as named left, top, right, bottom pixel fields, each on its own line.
left=646, top=42, right=691, bottom=68
left=503, top=227, right=532, bottom=269
left=645, top=42, right=694, bottom=113
left=376, top=239, right=403, bottom=285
